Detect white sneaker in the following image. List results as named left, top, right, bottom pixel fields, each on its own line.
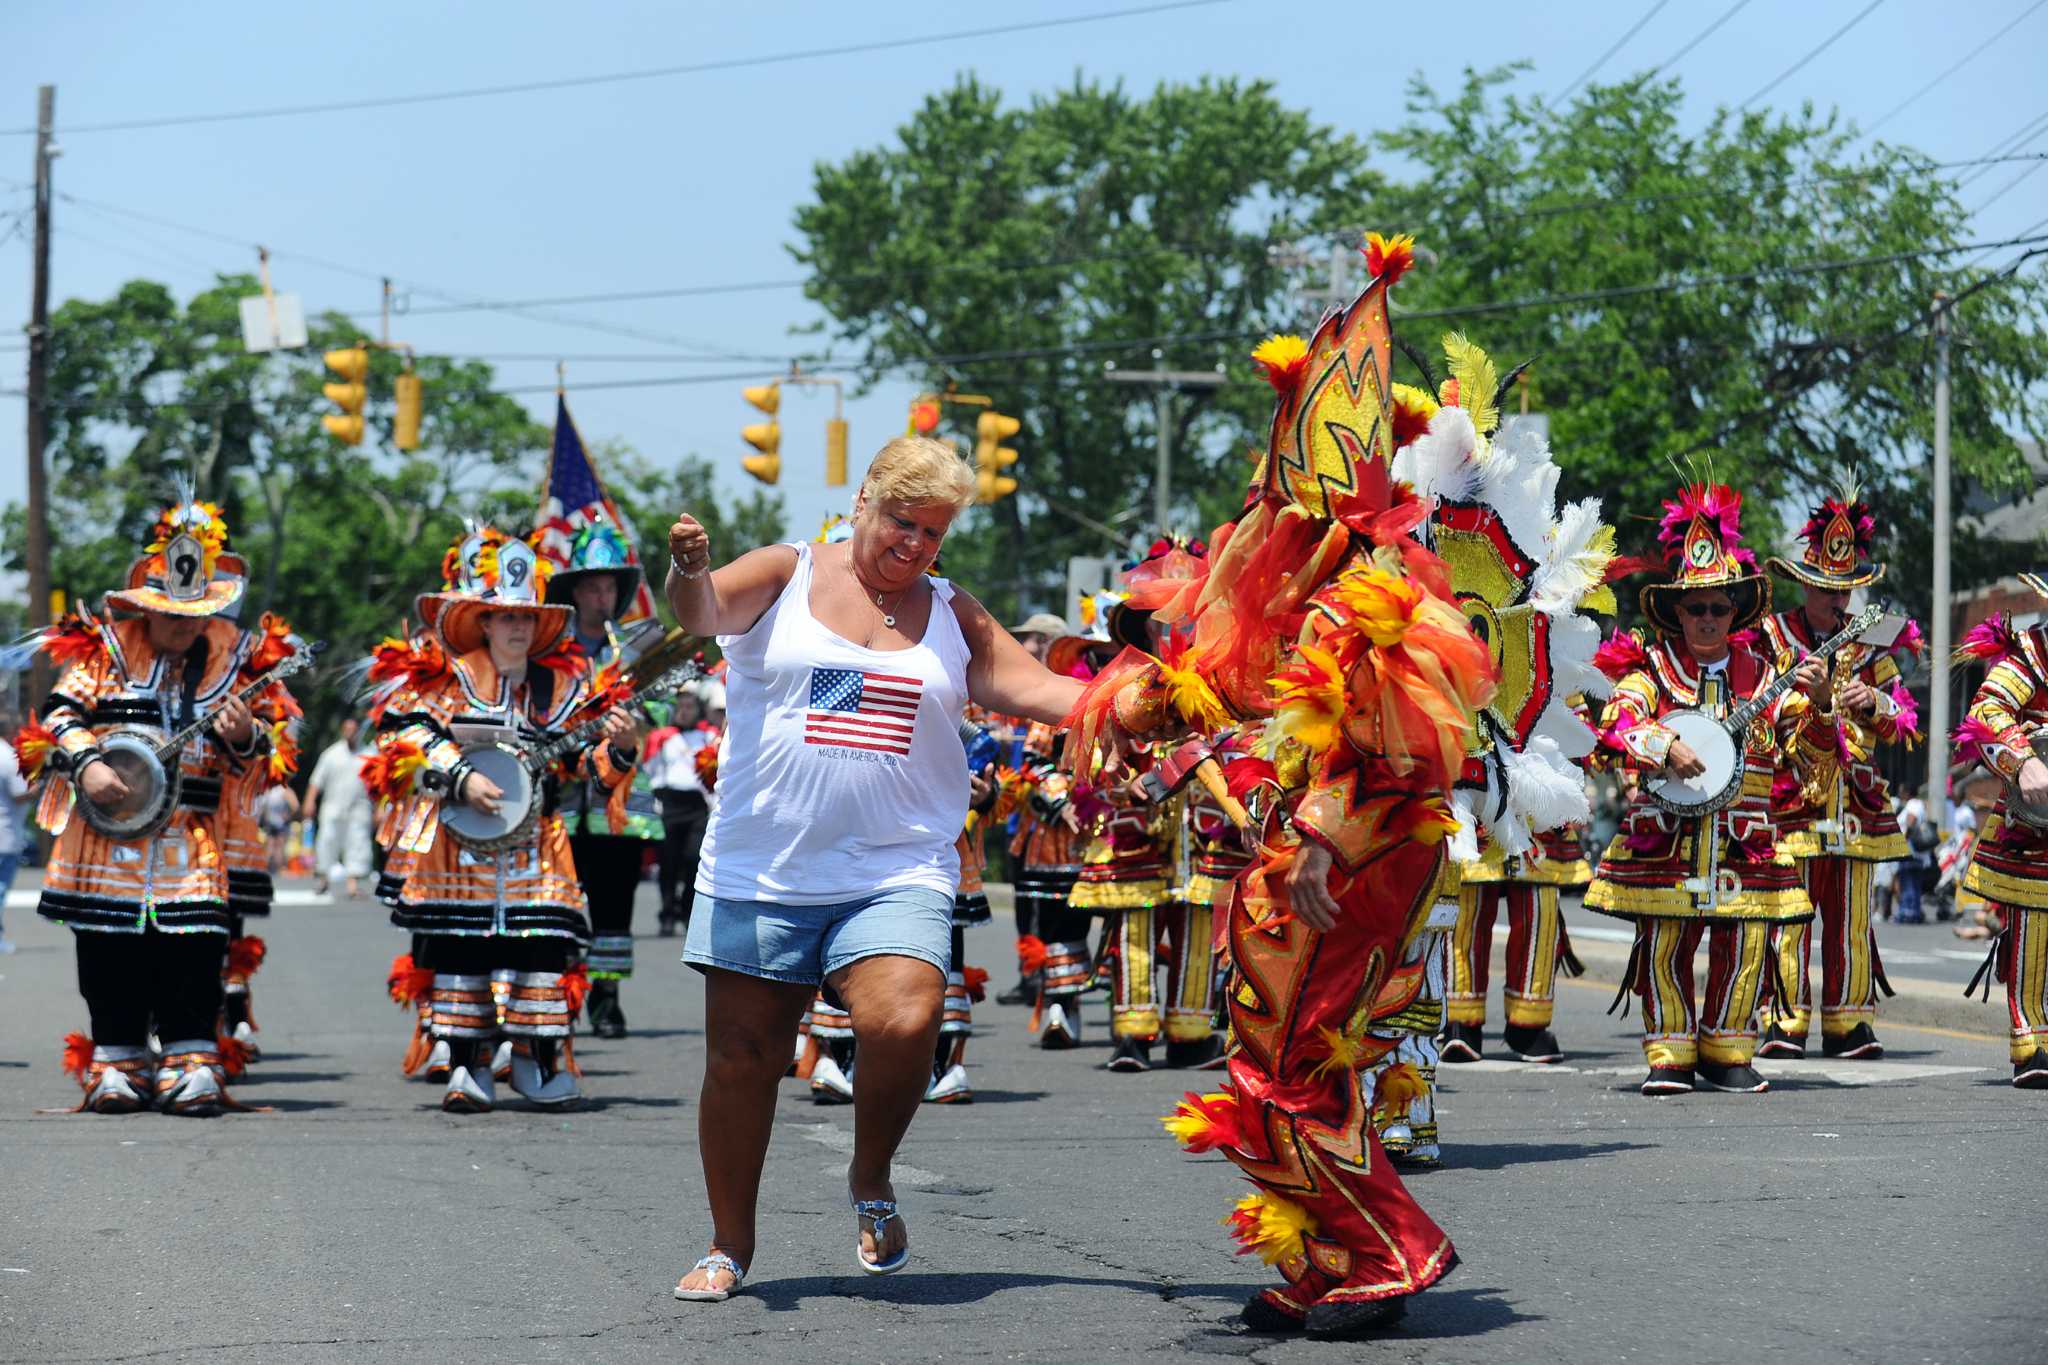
left=422, top=1038, right=453, bottom=1081
left=83, top=1049, right=150, bottom=1114
left=155, top=1046, right=227, bottom=1117
left=231, top=1019, right=261, bottom=1060
left=507, top=1043, right=582, bottom=1108
left=924, top=1062, right=972, bottom=1104
left=442, top=1065, right=495, bottom=1113
left=490, top=1039, right=513, bottom=1082
left=810, top=1054, right=854, bottom=1104
left=1378, top=1120, right=1415, bottom=1156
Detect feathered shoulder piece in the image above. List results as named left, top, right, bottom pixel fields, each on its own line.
left=1657, top=483, right=1757, bottom=570
left=530, top=636, right=591, bottom=679
left=367, top=633, right=449, bottom=689
left=242, top=612, right=298, bottom=677
left=1593, top=628, right=1651, bottom=682
left=1954, top=612, right=2022, bottom=669
left=35, top=606, right=107, bottom=670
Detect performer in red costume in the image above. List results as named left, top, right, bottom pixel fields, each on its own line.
left=1063, top=234, right=1497, bottom=1339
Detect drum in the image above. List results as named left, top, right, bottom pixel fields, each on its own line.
left=437, top=741, right=541, bottom=853
left=77, top=728, right=182, bottom=840
left=1645, top=709, right=1745, bottom=817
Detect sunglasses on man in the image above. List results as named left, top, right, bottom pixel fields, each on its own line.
left=1683, top=602, right=1734, bottom=620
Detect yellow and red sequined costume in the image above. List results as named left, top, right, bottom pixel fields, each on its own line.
left=1445, top=829, right=1588, bottom=1039
left=1068, top=236, right=1493, bottom=1329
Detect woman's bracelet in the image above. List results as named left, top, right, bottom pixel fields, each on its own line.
left=670, top=553, right=707, bottom=583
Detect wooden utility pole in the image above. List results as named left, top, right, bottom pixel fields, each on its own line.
left=24, top=85, right=55, bottom=700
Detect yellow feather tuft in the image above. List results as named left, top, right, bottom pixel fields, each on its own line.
left=1222, top=1191, right=1320, bottom=1265
left=1269, top=644, right=1348, bottom=757
left=1306, top=1024, right=1372, bottom=1081
left=1441, top=332, right=1500, bottom=438
left=1251, top=334, right=1308, bottom=370
left=1159, top=659, right=1230, bottom=732
left=1371, top=1061, right=1430, bottom=1128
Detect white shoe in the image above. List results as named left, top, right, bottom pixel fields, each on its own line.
left=442, top=1065, right=495, bottom=1113
left=1040, top=1002, right=1082, bottom=1049
left=155, top=1045, right=227, bottom=1117
left=508, top=1043, right=582, bottom=1108
left=924, top=1062, right=972, bottom=1104
left=231, top=1020, right=261, bottom=1060
left=490, top=1039, right=513, bottom=1082
left=1378, top=1120, right=1415, bottom=1156
left=422, top=1038, right=453, bottom=1082
left=82, top=1050, right=150, bottom=1114
left=810, top=1054, right=854, bottom=1104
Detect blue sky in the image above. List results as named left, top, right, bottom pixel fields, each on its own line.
left=4, top=0, right=2043, bottom=576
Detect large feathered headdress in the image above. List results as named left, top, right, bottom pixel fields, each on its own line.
left=1639, top=482, right=1769, bottom=637
left=1768, top=480, right=1884, bottom=590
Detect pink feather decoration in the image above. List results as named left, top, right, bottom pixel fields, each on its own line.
left=1656, top=483, right=1746, bottom=567
left=1887, top=681, right=1921, bottom=739
left=1593, top=630, right=1650, bottom=682
left=1890, top=619, right=1924, bottom=658
left=1952, top=714, right=2001, bottom=765
left=1954, top=613, right=2021, bottom=668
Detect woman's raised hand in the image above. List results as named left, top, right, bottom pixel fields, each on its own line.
left=669, top=514, right=711, bottom=580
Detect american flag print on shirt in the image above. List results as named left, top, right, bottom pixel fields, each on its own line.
left=805, top=667, right=923, bottom=757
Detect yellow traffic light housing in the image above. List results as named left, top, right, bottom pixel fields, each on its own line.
left=825, top=417, right=849, bottom=487
left=743, top=383, right=781, bottom=416
left=742, top=382, right=782, bottom=484
left=974, top=410, right=1021, bottom=503
left=322, top=346, right=370, bottom=445
left=393, top=371, right=423, bottom=451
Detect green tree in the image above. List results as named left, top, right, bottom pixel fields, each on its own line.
left=1375, top=67, right=2048, bottom=620
left=794, top=75, right=1379, bottom=620
left=599, top=439, right=788, bottom=583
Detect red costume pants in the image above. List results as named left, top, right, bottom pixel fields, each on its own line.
left=1631, top=918, right=1772, bottom=1068
left=1768, top=856, right=1882, bottom=1041
left=1445, top=882, right=1563, bottom=1030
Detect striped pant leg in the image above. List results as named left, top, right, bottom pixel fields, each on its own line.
left=1110, top=906, right=1160, bottom=1041
left=1444, top=884, right=1496, bottom=1028
left=1502, top=884, right=1562, bottom=1029
left=1637, top=918, right=1702, bottom=1068
left=1818, top=859, right=1877, bottom=1038
left=1163, top=901, right=1218, bottom=1043
left=1700, top=921, right=1771, bottom=1066
left=1768, top=918, right=1813, bottom=1039
left=503, top=972, right=575, bottom=1039
left=940, top=926, right=973, bottom=1039
left=2006, top=906, right=2048, bottom=1063
left=429, top=974, right=499, bottom=1042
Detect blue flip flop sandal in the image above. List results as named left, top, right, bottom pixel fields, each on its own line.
left=852, top=1198, right=909, bottom=1275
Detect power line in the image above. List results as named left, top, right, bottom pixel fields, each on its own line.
left=1553, top=1, right=1670, bottom=105
left=1739, top=0, right=1885, bottom=110
left=1958, top=110, right=2048, bottom=187
left=1970, top=156, right=2048, bottom=217
left=1865, top=0, right=2048, bottom=134
left=2, top=1, right=1235, bottom=138
left=1647, top=0, right=1752, bottom=76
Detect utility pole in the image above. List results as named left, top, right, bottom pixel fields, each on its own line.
left=1270, top=239, right=1354, bottom=323
left=1105, top=352, right=1225, bottom=535
left=24, top=85, right=55, bottom=700
left=1925, top=292, right=1953, bottom=831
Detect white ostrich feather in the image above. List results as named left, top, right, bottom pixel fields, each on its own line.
left=1393, top=405, right=1480, bottom=507
left=1531, top=497, right=1610, bottom=614
left=1503, top=734, right=1593, bottom=834
left=1446, top=787, right=1482, bottom=865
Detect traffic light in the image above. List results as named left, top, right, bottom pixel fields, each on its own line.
left=908, top=398, right=940, bottom=436
left=742, top=383, right=780, bottom=484
left=825, top=417, right=849, bottom=487
left=393, top=370, right=423, bottom=451
left=974, top=410, right=1020, bottom=503
left=322, top=346, right=369, bottom=445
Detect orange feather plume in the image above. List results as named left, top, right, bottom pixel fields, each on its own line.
left=244, top=612, right=295, bottom=675
left=1015, top=934, right=1050, bottom=976
left=962, top=965, right=990, bottom=1003
left=216, top=1033, right=252, bottom=1079
left=1161, top=1089, right=1244, bottom=1153
left=387, top=953, right=435, bottom=1008
left=37, top=609, right=104, bottom=670
left=12, top=718, right=57, bottom=782
left=61, top=1031, right=94, bottom=1081
left=1363, top=231, right=1416, bottom=285
left=561, top=963, right=591, bottom=1015
left=226, top=936, right=267, bottom=979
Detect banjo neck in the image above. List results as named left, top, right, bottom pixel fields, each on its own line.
left=148, top=643, right=321, bottom=762
left=1720, top=605, right=1884, bottom=737
left=516, top=662, right=697, bottom=781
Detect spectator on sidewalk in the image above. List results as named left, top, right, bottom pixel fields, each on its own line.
left=304, top=716, right=373, bottom=898
left=1899, top=797, right=1935, bottom=924
left=0, top=722, right=27, bottom=954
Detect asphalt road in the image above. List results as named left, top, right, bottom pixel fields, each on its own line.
left=0, top=876, right=2037, bottom=1364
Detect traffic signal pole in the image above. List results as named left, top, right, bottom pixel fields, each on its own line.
left=1925, top=292, right=1953, bottom=832
left=24, top=85, right=56, bottom=700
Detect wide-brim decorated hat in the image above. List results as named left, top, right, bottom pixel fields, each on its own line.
left=105, top=495, right=245, bottom=618
left=542, top=520, right=644, bottom=608
left=1766, top=484, right=1885, bottom=590
left=1640, top=482, right=1771, bottom=637
left=1104, top=535, right=1208, bottom=652
left=1046, top=588, right=1127, bottom=677
left=422, top=525, right=571, bottom=658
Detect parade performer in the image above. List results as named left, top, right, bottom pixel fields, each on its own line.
left=1950, top=577, right=2048, bottom=1088
left=1585, top=482, right=1837, bottom=1096
left=645, top=687, right=717, bottom=936
left=26, top=496, right=292, bottom=1114
left=1065, top=236, right=1507, bottom=1338
left=664, top=436, right=1084, bottom=1302
left=993, top=611, right=1070, bottom=1003
left=363, top=526, right=639, bottom=1113
left=929, top=721, right=1001, bottom=1103
left=1440, top=830, right=1588, bottom=1064
left=1759, top=487, right=1920, bottom=1060
left=544, top=522, right=658, bottom=1039
left=1363, top=865, right=1456, bottom=1166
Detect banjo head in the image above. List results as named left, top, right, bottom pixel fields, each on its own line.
left=80, top=731, right=177, bottom=839
left=439, top=743, right=539, bottom=851
left=1647, top=710, right=1744, bottom=816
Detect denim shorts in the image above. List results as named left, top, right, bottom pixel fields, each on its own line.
left=681, top=885, right=954, bottom=986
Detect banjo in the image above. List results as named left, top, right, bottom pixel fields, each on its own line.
left=1647, top=604, right=1886, bottom=819
left=1999, top=733, right=2048, bottom=831
left=78, top=640, right=325, bottom=840
left=438, top=633, right=703, bottom=854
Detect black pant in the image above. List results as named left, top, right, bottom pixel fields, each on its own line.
left=570, top=832, right=646, bottom=941
left=656, top=790, right=710, bottom=925
left=421, top=934, right=573, bottom=975
left=75, top=928, right=225, bottom=1046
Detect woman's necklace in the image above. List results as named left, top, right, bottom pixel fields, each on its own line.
left=851, top=561, right=909, bottom=630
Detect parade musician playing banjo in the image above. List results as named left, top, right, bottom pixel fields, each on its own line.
left=371, top=527, right=642, bottom=1114
left=31, top=498, right=294, bottom=1116
left=1583, top=482, right=1842, bottom=1098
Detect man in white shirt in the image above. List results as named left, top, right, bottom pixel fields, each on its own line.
left=304, top=716, right=373, bottom=898
left=646, top=690, right=716, bottom=935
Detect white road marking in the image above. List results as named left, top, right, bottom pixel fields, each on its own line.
left=1572, top=1061, right=1984, bottom=1087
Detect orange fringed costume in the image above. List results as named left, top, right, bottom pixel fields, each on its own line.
left=1064, top=234, right=1496, bottom=1333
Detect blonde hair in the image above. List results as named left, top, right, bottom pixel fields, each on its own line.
left=859, top=436, right=976, bottom=513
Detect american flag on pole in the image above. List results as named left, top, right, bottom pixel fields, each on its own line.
left=805, top=667, right=924, bottom=757
left=534, top=393, right=657, bottom=622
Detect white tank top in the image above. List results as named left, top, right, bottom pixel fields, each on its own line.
left=695, top=542, right=972, bottom=904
